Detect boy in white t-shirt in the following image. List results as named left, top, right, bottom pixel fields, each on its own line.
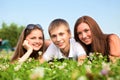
left=40, top=18, right=86, bottom=63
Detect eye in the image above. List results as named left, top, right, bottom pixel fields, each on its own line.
left=77, top=32, right=82, bottom=35
left=84, top=29, right=90, bottom=33
left=51, top=35, right=56, bottom=38
left=59, top=33, right=64, bottom=36
left=31, top=37, right=36, bottom=39
left=39, top=37, right=43, bottom=40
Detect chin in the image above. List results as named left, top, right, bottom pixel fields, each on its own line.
left=85, top=42, right=91, bottom=45
left=59, top=46, right=65, bottom=50
left=57, top=45, right=63, bottom=48
left=33, top=48, right=40, bottom=51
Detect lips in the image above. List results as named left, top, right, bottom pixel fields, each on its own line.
left=33, top=44, right=40, bottom=47
left=84, top=39, right=89, bottom=42
left=82, top=38, right=92, bottom=45
left=32, top=43, right=42, bottom=49
left=55, top=42, right=63, bottom=48
left=33, top=45, right=42, bottom=50
left=83, top=38, right=90, bottom=43
left=57, top=43, right=63, bottom=47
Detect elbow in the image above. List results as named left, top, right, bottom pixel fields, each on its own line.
left=110, top=51, right=120, bottom=57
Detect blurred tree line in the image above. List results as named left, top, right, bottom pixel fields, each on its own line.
left=0, top=22, right=25, bottom=47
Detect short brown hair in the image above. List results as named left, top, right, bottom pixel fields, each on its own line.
left=48, top=18, right=71, bottom=36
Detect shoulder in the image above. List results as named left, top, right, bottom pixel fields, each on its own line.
left=70, top=38, right=86, bottom=55
left=43, top=43, right=57, bottom=61
left=108, top=34, right=120, bottom=57
left=108, top=34, right=120, bottom=49
left=70, top=38, right=84, bottom=49
left=44, top=42, right=57, bottom=54
left=70, top=38, right=81, bottom=45
left=109, top=34, right=120, bottom=42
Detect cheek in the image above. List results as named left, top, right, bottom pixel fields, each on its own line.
left=78, top=35, right=82, bottom=40
left=28, top=41, right=33, bottom=45
left=25, top=37, right=31, bottom=43
left=67, top=33, right=71, bottom=39
left=25, top=39, right=34, bottom=46
left=41, top=40, right=44, bottom=45
left=51, top=38, right=55, bottom=43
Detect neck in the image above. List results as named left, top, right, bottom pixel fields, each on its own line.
left=61, top=44, right=70, bottom=57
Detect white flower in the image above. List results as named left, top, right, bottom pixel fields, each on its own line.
left=14, top=64, right=22, bottom=71
left=63, top=62, right=67, bottom=66
left=0, top=64, right=9, bottom=70
left=58, top=65, right=65, bottom=69
left=77, top=62, right=83, bottom=66
left=28, top=58, right=32, bottom=62
left=85, top=65, right=92, bottom=73
left=77, top=76, right=87, bottom=80
left=30, top=67, right=44, bottom=80
left=58, top=62, right=67, bottom=69
left=14, top=77, right=21, bottom=80
left=100, top=62, right=111, bottom=75
left=38, top=51, right=42, bottom=55
left=102, top=62, right=110, bottom=71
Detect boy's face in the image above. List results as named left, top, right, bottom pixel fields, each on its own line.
left=50, top=24, right=71, bottom=51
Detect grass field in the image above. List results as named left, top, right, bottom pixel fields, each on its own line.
left=0, top=50, right=120, bottom=80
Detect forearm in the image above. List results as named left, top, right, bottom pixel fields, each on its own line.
left=39, top=57, right=45, bottom=64
left=18, top=49, right=33, bottom=63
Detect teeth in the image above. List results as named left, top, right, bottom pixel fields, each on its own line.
left=33, top=44, right=40, bottom=47
left=35, top=45, right=40, bottom=47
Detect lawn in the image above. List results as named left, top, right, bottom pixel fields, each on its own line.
left=0, top=50, right=120, bottom=80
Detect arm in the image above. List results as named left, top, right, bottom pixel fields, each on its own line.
left=39, top=57, right=46, bottom=64
left=74, top=40, right=87, bottom=63
left=18, top=40, right=33, bottom=63
left=109, top=34, right=120, bottom=63
left=39, top=43, right=56, bottom=64
left=18, top=49, right=33, bottom=63
left=109, top=34, right=120, bottom=56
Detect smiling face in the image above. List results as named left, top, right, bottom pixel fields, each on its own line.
left=25, top=29, right=43, bottom=51
left=77, top=22, right=92, bottom=45
left=50, top=24, right=71, bottom=51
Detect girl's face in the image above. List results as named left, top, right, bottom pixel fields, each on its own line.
left=77, top=22, right=92, bottom=45
left=25, top=29, right=43, bottom=51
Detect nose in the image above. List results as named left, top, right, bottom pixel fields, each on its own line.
left=56, top=36, right=61, bottom=41
left=82, top=32, right=87, bottom=38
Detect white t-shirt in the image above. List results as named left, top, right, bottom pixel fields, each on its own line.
left=43, top=38, right=86, bottom=61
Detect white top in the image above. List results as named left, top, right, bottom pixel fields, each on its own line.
left=43, top=38, right=86, bottom=61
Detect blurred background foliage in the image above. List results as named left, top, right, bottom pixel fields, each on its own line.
left=0, top=22, right=25, bottom=47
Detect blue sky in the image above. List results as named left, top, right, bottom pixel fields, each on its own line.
left=0, top=0, right=120, bottom=39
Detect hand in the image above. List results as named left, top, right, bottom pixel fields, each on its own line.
left=78, top=55, right=86, bottom=65
left=109, top=55, right=120, bottom=63
left=23, top=40, right=33, bottom=51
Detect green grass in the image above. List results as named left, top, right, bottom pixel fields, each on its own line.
left=0, top=51, right=120, bottom=80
